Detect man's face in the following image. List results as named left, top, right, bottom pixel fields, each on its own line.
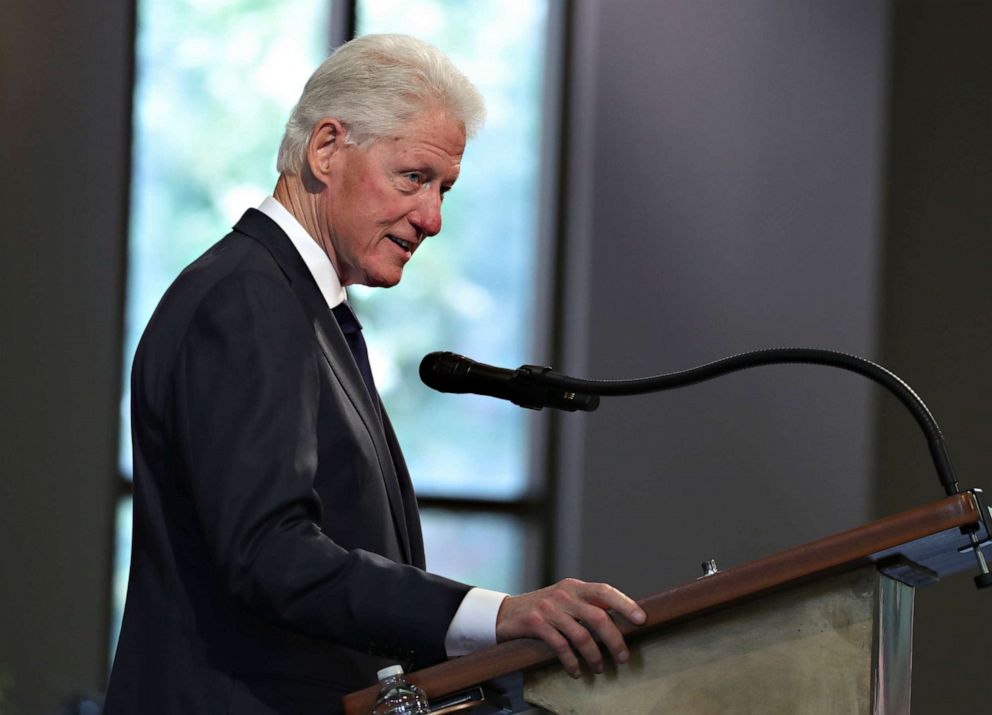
left=320, top=109, right=466, bottom=287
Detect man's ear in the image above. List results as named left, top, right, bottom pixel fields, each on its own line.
left=306, top=118, right=347, bottom=185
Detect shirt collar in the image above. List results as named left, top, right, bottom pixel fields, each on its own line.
left=257, top=195, right=347, bottom=309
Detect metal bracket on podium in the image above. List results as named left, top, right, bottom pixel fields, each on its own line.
left=961, top=488, right=992, bottom=588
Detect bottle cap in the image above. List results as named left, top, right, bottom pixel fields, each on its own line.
left=376, top=664, right=405, bottom=681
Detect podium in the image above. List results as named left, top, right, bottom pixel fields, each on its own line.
left=343, top=493, right=990, bottom=714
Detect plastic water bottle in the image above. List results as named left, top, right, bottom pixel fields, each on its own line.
left=371, top=664, right=430, bottom=715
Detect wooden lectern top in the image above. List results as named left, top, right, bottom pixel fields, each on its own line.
left=343, top=493, right=986, bottom=715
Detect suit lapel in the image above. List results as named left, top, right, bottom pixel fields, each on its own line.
left=233, top=209, right=414, bottom=564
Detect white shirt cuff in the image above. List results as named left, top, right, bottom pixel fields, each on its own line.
left=444, top=587, right=508, bottom=657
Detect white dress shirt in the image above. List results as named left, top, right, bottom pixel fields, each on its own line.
left=257, top=196, right=506, bottom=657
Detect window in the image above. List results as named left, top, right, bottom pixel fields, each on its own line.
left=114, top=0, right=556, bottom=657
left=353, top=0, right=554, bottom=592
left=114, top=0, right=331, bottom=656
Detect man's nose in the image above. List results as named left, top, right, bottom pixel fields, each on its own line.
left=410, top=190, right=443, bottom=237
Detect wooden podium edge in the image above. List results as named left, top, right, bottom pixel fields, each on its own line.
left=343, top=493, right=980, bottom=714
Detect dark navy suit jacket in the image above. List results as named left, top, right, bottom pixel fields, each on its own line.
left=104, top=210, right=470, bottom=714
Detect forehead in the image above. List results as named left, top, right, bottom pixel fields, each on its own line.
left=376, top=109, right=467, bottom=165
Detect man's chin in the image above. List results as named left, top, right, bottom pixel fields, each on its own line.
left=361, top=269, right=403, bottom=289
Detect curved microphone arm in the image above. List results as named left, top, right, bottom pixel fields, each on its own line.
left=521, top=347, right=959, bottom=497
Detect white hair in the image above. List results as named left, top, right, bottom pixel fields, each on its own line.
left=276, top=34, right=486, bottom=174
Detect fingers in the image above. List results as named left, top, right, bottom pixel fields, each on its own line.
left=562, top=580, right=646, bottom=666
left=571, top=599, right=626, bottom=666
left=530, top=616, right=583, bottom=678
left=576, top=580, right=648, bottom=627
left=558, top=608, right=608, bottom=674
left=495, top=578, right=647, bottom=678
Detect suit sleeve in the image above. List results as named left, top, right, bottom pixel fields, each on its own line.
left=174, top=269, right=469, bottom=665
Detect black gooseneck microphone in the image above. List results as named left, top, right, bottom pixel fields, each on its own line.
left=419, top=351, right=599, bottom=412
left=420, top=347, right=992, bottom=589
left=420, top=348, right=956, bottom=493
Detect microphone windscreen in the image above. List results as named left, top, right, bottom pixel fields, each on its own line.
left=419, top=351, right=470, bottom=393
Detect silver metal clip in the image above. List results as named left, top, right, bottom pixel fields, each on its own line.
left=697, top=558, right=719, bottom=579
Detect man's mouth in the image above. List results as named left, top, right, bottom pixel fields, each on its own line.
left=388, top=235, right=412, bottom=252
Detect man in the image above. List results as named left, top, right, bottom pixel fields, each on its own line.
left=105, top=34, right=645, bottom=714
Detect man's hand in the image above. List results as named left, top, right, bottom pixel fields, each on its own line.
left=495, top=578, right=647, bottom=678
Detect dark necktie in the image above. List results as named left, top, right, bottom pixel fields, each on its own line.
left=331, top=301, right=381, bottom=417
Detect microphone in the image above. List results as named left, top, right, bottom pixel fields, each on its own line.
left=419, top=352, right=600, bottom=412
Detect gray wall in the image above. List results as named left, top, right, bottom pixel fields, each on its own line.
left=554, top=2, right=991, bottom=714
left=2, top=1, right=989, bottom=714
left=1, top=1, right=130, bottom=713
left=556, top=0, right=887, bottom=584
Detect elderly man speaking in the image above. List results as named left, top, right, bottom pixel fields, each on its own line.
left=104, top=34, right=645, bottom=714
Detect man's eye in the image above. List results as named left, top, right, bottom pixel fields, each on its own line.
left=404, top=172, right=425, bottom=185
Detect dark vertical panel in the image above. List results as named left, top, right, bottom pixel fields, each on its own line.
left=330, top=0, right=357, bottom=45
left=876, top=2, right=992, bottom=712
left=538, top=0, right=573, bottom=585
left=0, top=0, right=130, bottom=712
